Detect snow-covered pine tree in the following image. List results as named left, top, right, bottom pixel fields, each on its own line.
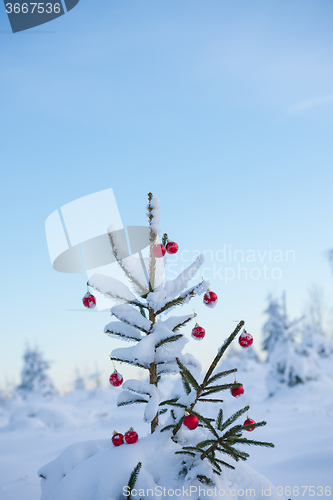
left=263, top=294, right=320, bottom=395
left=299, top=323, right=333, bottom=359
left=16, top=345, right=57, bottom=399
left=262, top=292, right=303, bottom=359
left=89, top=193, right=274, bottom=472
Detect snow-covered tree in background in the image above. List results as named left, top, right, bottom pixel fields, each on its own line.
left=263, top=294, right=320, bottom=396
left=73, top=369, right=86, bottom=391
left=38, top=193, right=275, bottom=500
left=299, top=323, right=333, bottom=359
left=300, top=284, right=333, bottom=358
left=16, top=346, right=57, bottom=399
left=262, top=293, right=303, bottom=359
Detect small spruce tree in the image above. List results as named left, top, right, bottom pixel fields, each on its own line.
left=88, top=193, right=274, bottom=480
left=263, top=294, right=320, bottom=395
left=17, top=345, right=57, bottom=399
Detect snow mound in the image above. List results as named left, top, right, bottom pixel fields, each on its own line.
left=38, top=432, right=284, bottom=500
left=1, top=399, right=92, bottom=432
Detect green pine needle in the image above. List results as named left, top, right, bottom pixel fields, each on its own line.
left=202, top=321, right=244, bottom=386
left=231, top=438, right=275, bottom=448
left=216, top=409, right=224, bottom=430
left=198, top=398, right=224, bottom=403
left=127, top=462, right=142, bottom=499
left=172, top=316, right=195, bottom=332
left=161, top=424, right=176, bottom=432
left=214, top=458, right=236, bottom=470
left=196, top=439, right=216, bottom=449
left=181, top=375, right=192, bottom=395
left=212, top=469, right=222, bottom=475
left=206, top=368, right=238, bottom=386
left=219, top=406, right=250, bottom=432
left=176, top=358, right=199, bottom=391
left=187, top=409, right=219, bottom=438
left=201, top=382, right=238, bottom=397
left=118, top=399, right=147, bottom=407
left=155, top=335, right=183, bottom=349
left=159, top=397, right=180, bottom=406
left=104, top=329, right=141, bottom=342
left=175, top=450, right=196, bottom=457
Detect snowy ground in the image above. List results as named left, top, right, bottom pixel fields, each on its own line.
left=0, top=358, right=332, bottom=500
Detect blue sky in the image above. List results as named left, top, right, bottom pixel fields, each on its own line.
left=1, top=0, right=333, bottom=391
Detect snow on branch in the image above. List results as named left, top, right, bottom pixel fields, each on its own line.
left=89, top=273, right=137, bottom=302
left=153, top=280, right=209, bottom=315
left=121, top=380, right=162, bottom=422
left=152, top=323, right=186, bottom=350
left=163, top=254, right=206, bottom=299
left=111, top=304, right=152, bottom=332
left=111, top=334, right=157, bottom=366
left=156, top=351, right=201, bottom=377
left=104, top=321, right=143, bottom=342
left=162, top=313, right=196, bottom=331
left=117, top=391, right=148, bottom=406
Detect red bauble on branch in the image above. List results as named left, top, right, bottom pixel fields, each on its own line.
left=124, top=428, right=138, bottom=444
left=191, top=324, right=206, bottom=341
left=112, top=432, right=124, bottom=446
left=109, top=371, right=123, bottom=387
left=183, top=414, right=199, bottom=430
left=238, top=330, right=253, bottom=348
left=82, top=292, right=96, bottom=309
left=166, top=241, right=178, bottom=254
left=203, top=290, right=218, bottom=308
left=231, top=384, right=244, bottom=398
left=244, top=418, right=256, bottom=431
left=152, top=244, right=166, bottom=258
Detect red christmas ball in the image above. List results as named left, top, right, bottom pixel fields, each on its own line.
left=238, top=330, right=253, bottom=348
left=203, top=291, right=218, bottom=308
left=112, top=432, right=124, bottom=446
left=152, top=244, right=166, bottom=258
left=231, top=384, right=244, bottom=398
left=244, top=418, right=256, bottom=431
left=191, top=325, right=206, bottom=340
left=82, top=292, right=96, bottom=309
left=109, top=371, right=123, bottom=387
left=183, top=414, right=199, bottom=430
left=166, top=241, right=179, bottom=254
left=124, top=429, right=138, bottom=444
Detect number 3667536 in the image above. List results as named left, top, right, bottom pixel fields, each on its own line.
left=5, top=3, right=61, bottom=14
